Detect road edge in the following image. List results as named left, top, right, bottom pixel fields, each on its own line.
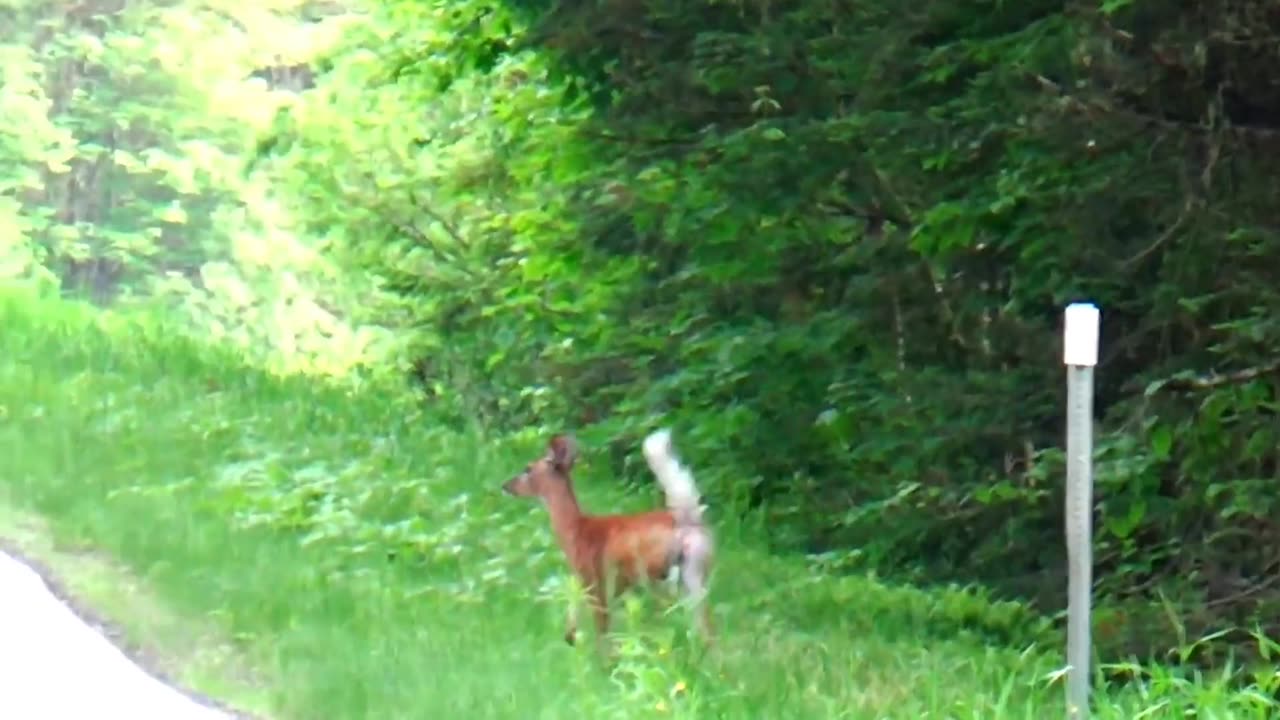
left=0, top=537, right=266, bottom=720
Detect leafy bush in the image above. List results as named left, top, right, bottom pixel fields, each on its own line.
left=0, top=0, right=387, bottom=377
left=259, top=0, right=1280, bottom=661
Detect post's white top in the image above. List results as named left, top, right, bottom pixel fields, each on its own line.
left=1063, top=303, right=1100, bottom=367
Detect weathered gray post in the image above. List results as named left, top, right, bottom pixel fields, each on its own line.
left=1063, top=302, right=1099, bottom=720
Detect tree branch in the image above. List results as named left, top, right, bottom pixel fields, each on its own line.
left=1143, top=360, right=1280, bottom=395
left=407, top=190, right=466, bottom=246
left=1032, top=73, right=1280, bottom=140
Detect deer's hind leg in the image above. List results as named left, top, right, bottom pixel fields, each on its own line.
left=677, top=528, right=714, bottom=643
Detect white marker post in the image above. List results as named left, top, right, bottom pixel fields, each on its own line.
left=1063, top=303, right=1099, bottom=720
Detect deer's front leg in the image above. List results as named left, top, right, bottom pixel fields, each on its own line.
left=588, top=583, right=613, bottom=658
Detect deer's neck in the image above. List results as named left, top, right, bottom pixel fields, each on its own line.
left=543, top=481, right=587, bottom=562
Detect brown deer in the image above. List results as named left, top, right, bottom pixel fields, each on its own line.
left=501, top=430, right=714, bottom=653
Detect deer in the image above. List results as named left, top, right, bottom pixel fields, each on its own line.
left=501, top=429, right=714, bottom=654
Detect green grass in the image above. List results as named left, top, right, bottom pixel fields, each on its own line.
left=1, top=286, right=1277, bottom=719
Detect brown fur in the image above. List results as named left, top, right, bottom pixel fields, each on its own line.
left=502, top=434, right=713, bottom=652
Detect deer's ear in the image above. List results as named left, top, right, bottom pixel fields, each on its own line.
left=548, top=434, right=578, bottom=472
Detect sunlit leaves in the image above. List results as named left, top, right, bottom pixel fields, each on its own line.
left=2, top=0, right=387, bottom=379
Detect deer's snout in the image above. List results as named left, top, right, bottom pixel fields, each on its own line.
left=502, top=473, right=530, bottom=496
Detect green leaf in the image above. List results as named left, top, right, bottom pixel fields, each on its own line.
left=1150, top=425, right=1172, bottom=460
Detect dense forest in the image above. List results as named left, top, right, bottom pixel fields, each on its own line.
left=7, top=0, right=1280, bottom=670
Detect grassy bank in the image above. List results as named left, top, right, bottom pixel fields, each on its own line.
left=0, top=288, right=1274, bottom=719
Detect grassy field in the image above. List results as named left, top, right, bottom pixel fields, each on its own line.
left=0, top=287, right=1275, bottom=719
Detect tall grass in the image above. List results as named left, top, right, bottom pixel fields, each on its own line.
left=0, top=287, right=1275, bottom=719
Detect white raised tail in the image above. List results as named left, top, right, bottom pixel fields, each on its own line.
left=642, top=429, right=703, bottom=527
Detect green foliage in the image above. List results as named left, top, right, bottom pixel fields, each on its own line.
left=10, top=0, right=1275, bottom=682
left=3, top=288, right=1278, bottom=718
left=1, top=0, right=388, bottom=377
left=255, top=0, right=1280, bottom=662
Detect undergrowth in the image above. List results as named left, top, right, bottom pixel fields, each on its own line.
left=0, top=286, right=1276, bottom=718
